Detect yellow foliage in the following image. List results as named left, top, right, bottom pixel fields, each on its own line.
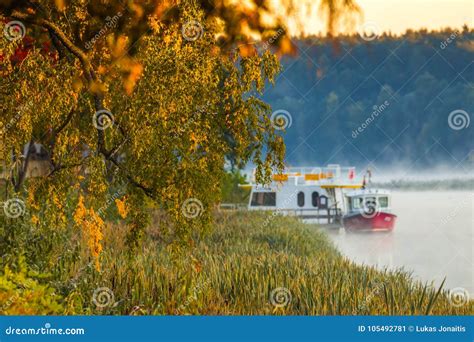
left=277, top=36, right=297, bottom=56
left=52, top=193, right=63, bottom=210
left=89, top=80, right=107, bottom=94
left=73, top=195, right=104, bottom=271
left=115, top=197, right=129, bottom=219
left=88, top=209, right=104, bottom=271
left=97, top=65, right=108, bottom=75
left=72, top=77, right=83, bottom=92
left=109, top=35, right=129, bottom=58
left=54, top=0, right=65, bottom=11
left=27, top=190, right=40, bottom=210
left=31, top=215, right=39, bottom=225
left=73, top=195, right=87, bottom=224
left=149, top=16, right=163, bottom=34
left=130, top=3, right=144, bottom=19
left=0, top=0, right=285, bottom=252
left=122, top=59, right=143, bottom=95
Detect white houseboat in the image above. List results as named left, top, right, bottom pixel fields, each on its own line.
left=245, top=164, right=396, bottom=231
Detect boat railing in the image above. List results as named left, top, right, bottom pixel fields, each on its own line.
left=275, top=207, right=342, bottom=223
left=251, top=165, right=359, bottom=184
left=218, top=203, right=342, bottom=226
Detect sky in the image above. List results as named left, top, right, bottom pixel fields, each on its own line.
left=356, top=0, right=472, bottom=34
left=279, top=0, right=473, bottom=36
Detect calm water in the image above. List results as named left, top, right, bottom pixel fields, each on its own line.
left=326, top=191, right=473, bottom=294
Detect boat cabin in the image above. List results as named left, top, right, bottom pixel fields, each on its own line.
left=342, top=189, right=396, bottom=231
left=344, top=189, right=392, bottom=215
left=246, top=165, right=363, bottom=223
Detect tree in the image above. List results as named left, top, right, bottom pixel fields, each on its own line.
left=0, top=0, right=358, bottom=267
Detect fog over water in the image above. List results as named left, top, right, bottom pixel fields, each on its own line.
left=364, top=166, right=474, bottom=183
left=327, top=191, right=473, bottom=294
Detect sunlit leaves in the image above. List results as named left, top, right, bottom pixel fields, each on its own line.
left=0, top=0, right=363, bottom=251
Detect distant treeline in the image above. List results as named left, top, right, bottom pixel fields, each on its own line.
left=372, top=178, right=474, bottom=191
left=263, top=28, right=474, bottom=169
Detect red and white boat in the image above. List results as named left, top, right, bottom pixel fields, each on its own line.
left=243, top=165, right=397, bottom=232
left=342, top=189, right=397, bottom=232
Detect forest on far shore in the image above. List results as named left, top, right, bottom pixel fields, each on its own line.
left=263, top=28, right=473, bottom=170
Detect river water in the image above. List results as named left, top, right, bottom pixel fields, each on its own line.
left=326, top=191, right=473, bottom=294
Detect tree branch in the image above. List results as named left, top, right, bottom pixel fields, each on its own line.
left=7, top=11, right=156, bottom=200
left=14, top=139, right=33, bottom=192
left=106, top=154, right=157, bottom=200
left=10, top=10, right=95, bottom=81
left=10, top=10, right=109, bottom=159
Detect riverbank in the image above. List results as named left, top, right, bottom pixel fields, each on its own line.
left=1, top=212, right=472, bottom=315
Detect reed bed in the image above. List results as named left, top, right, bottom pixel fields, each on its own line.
left=50, top=211, right=472, bottom=315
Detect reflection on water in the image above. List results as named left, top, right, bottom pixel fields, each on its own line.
left=325, top=191, right=473, bottom=294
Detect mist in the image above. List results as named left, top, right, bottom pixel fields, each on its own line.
left=327, top=189, right=473, bottom=295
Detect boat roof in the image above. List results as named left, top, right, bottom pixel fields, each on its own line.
left=345, top=188, right=391, bottom=197
left=248, top=164, right=363, bottom=188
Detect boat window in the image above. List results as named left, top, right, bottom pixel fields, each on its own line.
left=250, top=192, right=276, bottom=206
left=319, top=195, right=328, bottom=209
left=297, top=191, right=305, bottom=207
left=311, top=192, right=319, bottom=207
left=378, top=196, right=388, bottom=208
left=352, top=197, right=363, bottom=209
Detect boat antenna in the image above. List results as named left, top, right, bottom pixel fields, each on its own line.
left=362, top=168, right=372, bottom=189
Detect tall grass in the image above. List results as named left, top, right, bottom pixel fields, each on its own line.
left=44, top=211, right=473, bottom=315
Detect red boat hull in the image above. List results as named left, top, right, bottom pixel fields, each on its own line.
left=343, top=212, right=397, bottom=232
